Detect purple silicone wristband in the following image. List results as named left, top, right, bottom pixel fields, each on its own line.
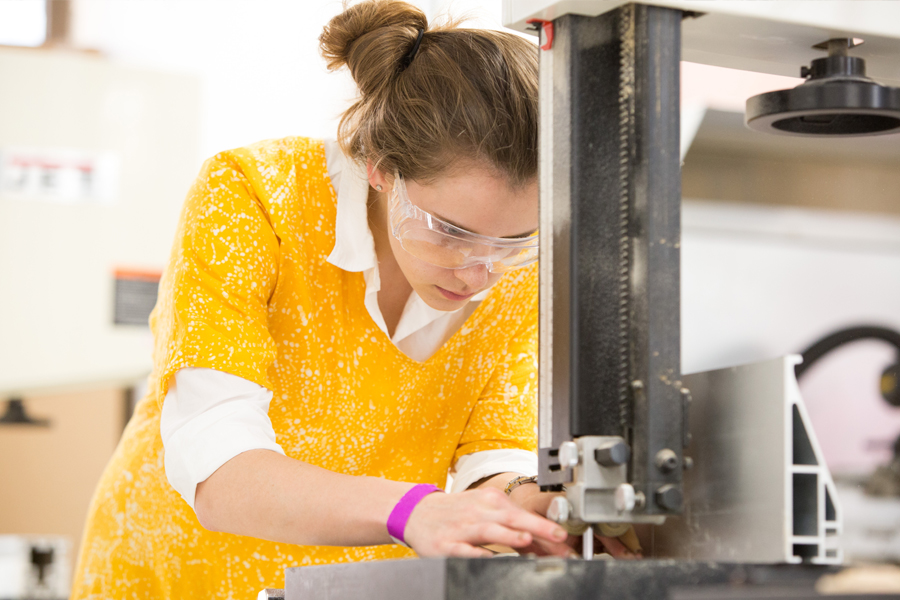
left=387, top=484, right=443, bottom=544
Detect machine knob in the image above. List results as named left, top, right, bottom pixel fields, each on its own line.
left=595, top=441, right=631, bottom=467
left=547, top=496, right=571, bottom=524
left=615, top=483, right=636, bottom=512
left=558, top=441, right=579, bottom=469
left=655, top=484, right=683, bottom=511
left=655, top=448, right=679, bottom=473
left=547, top=496, right=590, bottom=535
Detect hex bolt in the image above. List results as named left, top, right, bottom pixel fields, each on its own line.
left=683, top=456, right=694, bottom=471
left=655, top=484, right=683, bottom=511
left=655, top=448, right=679, bottom=473
left=595, top=441, right=631, bottom=467
left=558, top=441, right=579, bottom=469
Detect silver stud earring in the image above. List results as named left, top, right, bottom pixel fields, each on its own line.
left=376, top=185, right=383, bottom=192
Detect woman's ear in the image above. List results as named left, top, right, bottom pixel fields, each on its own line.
left=366, top=161, right=393, bottom=193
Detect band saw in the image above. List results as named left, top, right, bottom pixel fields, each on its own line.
left=270, top=2, right=900, bottom=598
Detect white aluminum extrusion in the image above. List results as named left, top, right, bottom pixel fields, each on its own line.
left=652, top=356, right=842, bottom=564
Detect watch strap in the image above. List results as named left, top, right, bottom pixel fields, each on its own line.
left=504, top=475, right=538, bottom=495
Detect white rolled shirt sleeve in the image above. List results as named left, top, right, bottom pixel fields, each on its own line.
left=450, top=449, right=538, bottom=493
left=160, top=368, right=537, bottom=507
left=160, top=367, right=286, bottom=510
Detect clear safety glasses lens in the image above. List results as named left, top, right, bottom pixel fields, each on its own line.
left=389, top=176, right=538, bottom=273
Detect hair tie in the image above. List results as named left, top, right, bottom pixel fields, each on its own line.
left=400, top=28, right=425, bottom=72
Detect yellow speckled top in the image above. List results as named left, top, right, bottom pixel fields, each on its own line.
left=71, top=137, right=538, bottom=599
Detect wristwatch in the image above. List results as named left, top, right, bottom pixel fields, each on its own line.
left=504, top=475, right=538, bottom=495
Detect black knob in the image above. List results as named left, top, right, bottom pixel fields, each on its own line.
left=655, top=484, right=683, bottom=511
left=594, top=441, right=630, bottom=467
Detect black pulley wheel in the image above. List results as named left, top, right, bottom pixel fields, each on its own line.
left=746, top=52, right=900, bottom=136
left=746, top=80, right=900, bottom=136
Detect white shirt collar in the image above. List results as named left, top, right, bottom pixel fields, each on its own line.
left=320, top=140, right=488, bottom=352
left=324, top=141, right=377, bottom=273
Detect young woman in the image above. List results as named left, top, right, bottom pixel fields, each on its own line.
left=72, top=1, right=635, bottom=598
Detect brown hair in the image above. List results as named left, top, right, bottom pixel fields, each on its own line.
left=319, top=0, right=538, bottom=186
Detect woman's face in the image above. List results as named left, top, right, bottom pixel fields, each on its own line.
left=372, top=165, right=538, bottom=312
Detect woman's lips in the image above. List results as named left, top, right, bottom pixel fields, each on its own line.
left=437, top=286, right=475, bottom=301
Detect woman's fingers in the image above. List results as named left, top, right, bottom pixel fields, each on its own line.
left=464, top=522, right=533, bottom=548
left=515, top=490, right=645, bottom=561
left=402, top=487, right=568, bottom=557
left=517, top=536, right=579, bottom=558
left=595, top=534, right=638, bottom=559
left=515, top=490, right=558, bottom=517
left=617, top=526, right=643, bottom=555
left=493, top=498, right=568, bottom=544
left=441, top=542, right=494, bottom=558
left=398, top=484, right=648, bottom=561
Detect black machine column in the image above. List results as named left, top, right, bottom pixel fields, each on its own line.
left=537, top=4, right=686, bottom=519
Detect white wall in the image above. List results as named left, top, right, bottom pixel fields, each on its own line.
left=683, top=201, right=900, bottom=475
left=72, top=0, right=357, bottom=165
left=71, top=0, right=511, bottom=166
left=0, top=48, right=200, bottom=394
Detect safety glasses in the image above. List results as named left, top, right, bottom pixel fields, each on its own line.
left=388, top=174, right=539, bottom=273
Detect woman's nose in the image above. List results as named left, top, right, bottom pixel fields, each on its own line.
left=454, top=263, right=489, bottom=290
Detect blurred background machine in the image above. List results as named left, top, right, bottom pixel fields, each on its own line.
left=0, top=36, right=201, bottom=584
left=794, top=326, right=900, bottom=563
left=280, top=2, right=900, bottom=599
left=0, top=45, right=200, bottom=402
left=0, top=535, right=70, bottom=600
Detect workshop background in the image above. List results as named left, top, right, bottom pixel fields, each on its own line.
left=1, top=0, right=899, bottom=593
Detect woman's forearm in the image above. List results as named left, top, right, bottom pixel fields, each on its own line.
left=194, top=449, right=414, bottom=547
left=195, top=450, right=572, bottom=557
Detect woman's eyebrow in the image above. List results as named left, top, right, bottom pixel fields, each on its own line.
left=430, top=210, right=537, bottom=239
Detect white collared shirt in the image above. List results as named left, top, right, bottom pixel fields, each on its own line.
left=160, top=140, right=537, bottom=510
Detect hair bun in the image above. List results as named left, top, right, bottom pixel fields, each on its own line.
left=323, top=0, right=539, bottom=187
left=320, top=0, right=428, bottom=90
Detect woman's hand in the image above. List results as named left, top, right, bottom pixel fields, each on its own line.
left=593, top=524, right=642, bottom=558
left=505, top=484, right=578, bottom=557
left=402, top=487, right=571, bottom=558
left=508, top=484, right=642, bottom=559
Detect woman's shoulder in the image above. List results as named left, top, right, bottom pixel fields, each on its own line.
left=198, top=136, right=334, bottom=220
left=178, top=136, right=337, bottom=263
left=218, top=136, right=328, bottom=178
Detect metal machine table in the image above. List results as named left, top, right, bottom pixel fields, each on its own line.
left=280, top=557, right=873, bottom=600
